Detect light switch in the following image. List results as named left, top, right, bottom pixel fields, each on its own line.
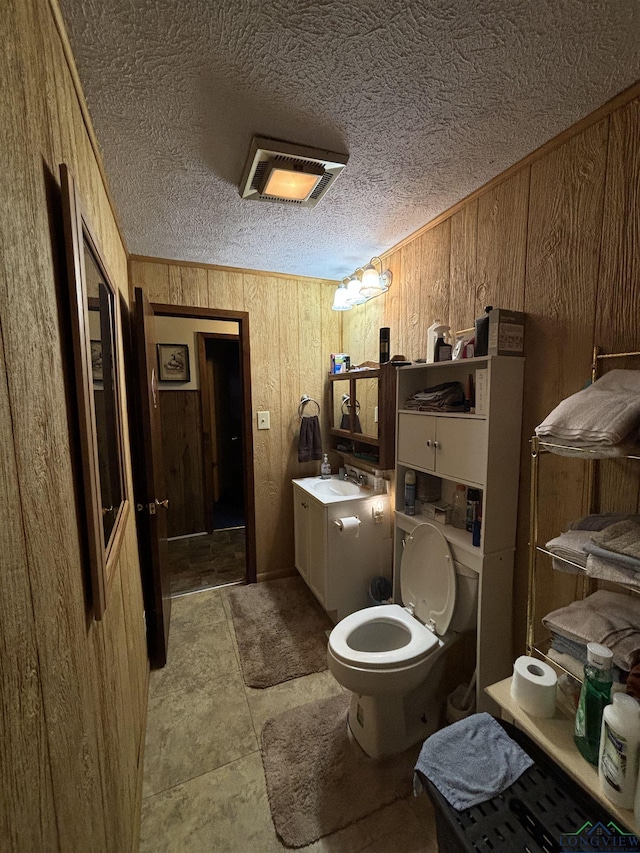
left=257, top=410, right=270, bottom=430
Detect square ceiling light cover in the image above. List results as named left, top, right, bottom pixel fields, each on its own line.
left=239, top=136, right=348, bottom=207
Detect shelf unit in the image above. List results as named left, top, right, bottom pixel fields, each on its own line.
left=526, top=347, right=640, bottom=678
left=393, top=355, right=525, bottom=712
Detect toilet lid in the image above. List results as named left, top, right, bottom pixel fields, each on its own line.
left=401, top=522, right=456, bottom=635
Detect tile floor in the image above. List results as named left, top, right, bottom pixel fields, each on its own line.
left=140, top=586, right=439, bottom=853
left=167, top=530, right=246, bottom=595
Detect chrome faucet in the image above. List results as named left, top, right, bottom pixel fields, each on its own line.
left=347, top=469, right=368, bottom=486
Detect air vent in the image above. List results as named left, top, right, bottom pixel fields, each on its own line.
left=240, top=136, right=348, bottom=208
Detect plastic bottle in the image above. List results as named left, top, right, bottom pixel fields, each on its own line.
left=574, top=642, right=614, bottom=765
left=474, top=306, right=493, bottom=357
left=320, top=454, right=331, bottom=479
left=426, top=320, right=442, bottom=364
left=404, top=470, right=416, bottom=515
left=598, top=692, right=640, bottom=808
left=373, top=470, right=384, bottom=493
left=452, top=485, right=467, bottom=529
left=466, top=488, right=481, bottom=532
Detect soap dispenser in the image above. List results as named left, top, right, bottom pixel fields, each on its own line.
left=320, top=454, right=331, bottom=479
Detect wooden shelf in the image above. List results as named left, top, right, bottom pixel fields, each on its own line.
left=486, top=677, right=637, bottom=833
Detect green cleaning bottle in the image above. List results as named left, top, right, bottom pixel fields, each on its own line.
left=574, top=642, right=613, bottom=765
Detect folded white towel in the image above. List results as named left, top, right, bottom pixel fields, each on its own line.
left=535, top=369, right=640, bottom=447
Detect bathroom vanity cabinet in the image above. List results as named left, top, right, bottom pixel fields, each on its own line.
left=292, top=478, right=392, bottom=622
left=328, top=363, right=398, bottom=469
left=393, top=356, right=525, bottom=711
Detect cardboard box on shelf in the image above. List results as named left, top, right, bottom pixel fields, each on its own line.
left=488, top=309, right=525, bottom=357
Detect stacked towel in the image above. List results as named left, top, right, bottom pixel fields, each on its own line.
left=571, top=512, right=640, bottom=532
left=544, top=530, right=591, bottom=573
left=535, top=369, right=640, bottom=455
left=582, top=520, right=640, bottom=590
left=542, top=589, right=640, bottom=672
left=414, top=713, right=533, bottom=810
left=404, top=381, right=465, bottom=412
left=298, top=415, right=322, bottom=463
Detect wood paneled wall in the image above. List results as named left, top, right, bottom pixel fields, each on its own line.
left=160, top=390, right=206, bottom=537
left=343, top=91, right=640, bottom=654
left=1, top=0, right=148, bottom=849
left=130, top=258, right=341, bottom=580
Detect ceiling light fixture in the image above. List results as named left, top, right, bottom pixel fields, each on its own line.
left=331, top=257, right=393, bottom=310
left=240, top=136, right=348, bottom=207
left=259, top=161, right=325, bottom=202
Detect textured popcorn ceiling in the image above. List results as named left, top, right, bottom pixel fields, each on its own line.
left=60, top=0, right=639, bottom=280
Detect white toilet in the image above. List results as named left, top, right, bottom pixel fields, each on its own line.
left=327, top=522, right=478, bottom=758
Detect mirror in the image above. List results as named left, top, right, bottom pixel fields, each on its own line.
left=61, top=164, right=128, bottom=619
left=356, top=377, right=378, bottom=439
left=332, top=378, right=351, bottom=430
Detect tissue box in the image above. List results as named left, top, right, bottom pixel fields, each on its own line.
left=421, top=500, right=452, bottom=525
left=487, top=309, right=525, bottom=357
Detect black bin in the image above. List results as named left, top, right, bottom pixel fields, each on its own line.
left=420, top=719, right=636, bottom=853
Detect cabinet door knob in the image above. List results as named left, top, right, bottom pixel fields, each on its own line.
left=433, top=441, right=439, bottom=449
left=426, top=439, right=432, bottom=447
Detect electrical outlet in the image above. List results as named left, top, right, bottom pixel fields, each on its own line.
left=257, top=410, right=270, bottom=430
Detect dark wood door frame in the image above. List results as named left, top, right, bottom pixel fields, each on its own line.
left=197, top=332, right=241, bottom=534
left=151, top=303, right=256, bottom=585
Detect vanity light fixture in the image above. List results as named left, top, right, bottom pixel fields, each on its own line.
left=332, top=256, right=393, bottom=310
left=344, top=273, right=367, bottom=305
left=360, top=257, right=392, bottom=298
left=331, top=282, right=353, bottom=311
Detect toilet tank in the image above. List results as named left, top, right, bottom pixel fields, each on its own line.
left=450, top=561, right=478, bottom=633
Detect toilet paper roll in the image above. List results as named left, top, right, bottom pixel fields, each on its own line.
left=510, top=656, right=557, bottom=718
left=334, top=516, right=360, bottom=537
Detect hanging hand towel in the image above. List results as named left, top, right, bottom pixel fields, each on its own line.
left=298, top=415, right=322, bottom=463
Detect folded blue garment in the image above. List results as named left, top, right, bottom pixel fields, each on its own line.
left=414, top=713, right=534, bottom=811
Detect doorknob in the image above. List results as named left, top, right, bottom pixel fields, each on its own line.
left=231, top=436, right=239, bottom=441
left=155, top=498, right=169, bottom=509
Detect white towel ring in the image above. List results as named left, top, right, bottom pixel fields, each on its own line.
left=299, top=395, right=320, bottom=418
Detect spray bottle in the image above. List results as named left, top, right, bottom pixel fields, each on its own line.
left=426, top=320, right=442, bottom=364
left=434, top=325, right=452, bottom=362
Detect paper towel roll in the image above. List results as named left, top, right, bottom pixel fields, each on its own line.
left=510, top=656, right=557, bottom=718
left=334, top=516, right=360, bottom=537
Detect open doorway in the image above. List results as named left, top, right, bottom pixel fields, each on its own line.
left=152, top=306, right=255, bottom=596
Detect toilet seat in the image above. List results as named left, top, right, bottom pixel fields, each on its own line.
left=329, top=604, right=439, bottom=669
left=401, top=522, right=456, bottom=636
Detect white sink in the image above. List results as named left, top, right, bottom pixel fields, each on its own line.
left=313, top=479, right=361, bottom=496
left=292, top=475, right=373, bottom=504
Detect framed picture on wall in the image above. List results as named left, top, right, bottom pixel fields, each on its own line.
left=157, top=342, right=190, bottom=382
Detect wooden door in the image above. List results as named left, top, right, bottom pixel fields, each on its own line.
left=132, top=287, right=171, bottom=667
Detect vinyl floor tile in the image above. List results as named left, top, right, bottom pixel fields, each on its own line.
left=149, top=617, right=238, bottom=699
left=140, top=752, right=283, bottom=853
left=143, top=670, right=257, bottom=797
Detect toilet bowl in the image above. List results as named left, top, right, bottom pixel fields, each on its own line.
left=327, top=522, right=477, bottom=758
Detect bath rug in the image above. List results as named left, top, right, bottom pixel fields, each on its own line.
left=228, top=576, right=333, bottom=688
left=261, top=693, right=418, bottom=847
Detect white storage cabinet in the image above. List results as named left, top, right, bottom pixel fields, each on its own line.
left=394, top=355, right=525, bottom=711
